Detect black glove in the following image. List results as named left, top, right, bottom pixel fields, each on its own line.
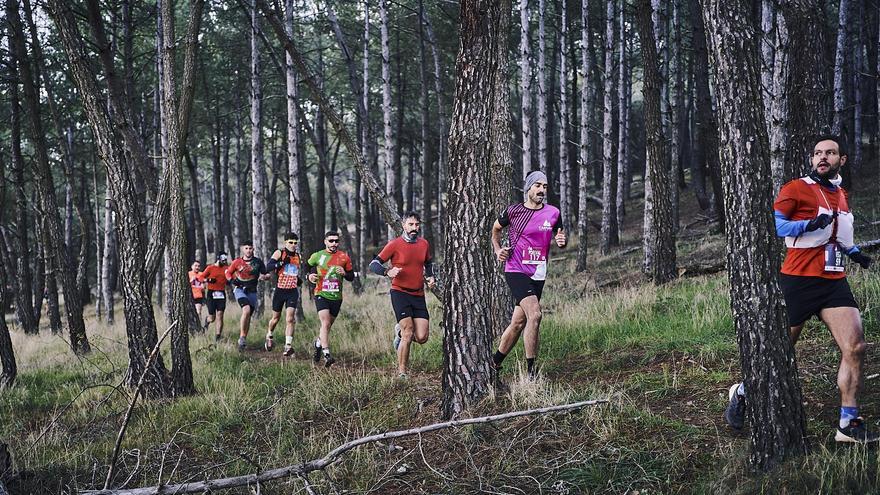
left=805, top=214, right=834, bottom=232
left=850, top=251, right=873, bottom=269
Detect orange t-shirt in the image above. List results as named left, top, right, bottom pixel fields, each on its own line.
left=188, top=270, right=205, bottom=298
left=774, top=179, right=850, bottom=279
left=199, top=265, right=229, bottom=291
left=377, top=237, right=432, bottom=296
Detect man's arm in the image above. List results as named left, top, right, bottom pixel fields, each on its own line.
left=491, top=220, right=511, bottom=262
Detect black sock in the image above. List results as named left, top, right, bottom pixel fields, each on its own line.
left=527, top=358, right=536, bottom=373
left=493, top=351, right=507, bottom=366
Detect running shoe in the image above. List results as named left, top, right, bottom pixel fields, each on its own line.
left=393, top=324, right=402, bottom=351
left=313, top=340, right=323, bottom=363
left=724, top=382, right=745, bottom=430
left=214, top=333, right=221, bottom=342
left=324, top=353, right=336, bottom=368
left=836, top=417, right=880, bottom=443
left=237, top=336, right=246, bottom=352
left=527, top=367, right=539, bottom=382
left=283, top=343, right=294, bottom=357
left=264, top=335, right=274, bottom=352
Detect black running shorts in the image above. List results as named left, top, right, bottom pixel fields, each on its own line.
left=205, top=290, right=227, bottom=315
left=779, top=274, right=859, bottom=327
left=315, top=296, right=343, bottom=317
left=191, top=296, right=204, bottom=305
left=272, top=287, right=300, bottom=313
left=390, top=289, right=429, bottom=322
left=505, top=272, right=545, bottom=305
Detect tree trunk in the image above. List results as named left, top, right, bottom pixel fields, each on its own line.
left=442, top=0, right=512, bottom=420
left=185, top=152, right=207, bottom=264
left=520, top=0, right=533, bottom=177
left=9, top=0, right=90, bottom=350
left=286, top=0, right=301, bottom=236
left=359, top=0, right=372, bottom=279
left=381, top=0, right=396, bottom=239
left=44, top=253, right=62, bottom=335
left=0, top=263, right=16, bottom=388
left=616, top=0, right=629, bottom=223
left=853, top=2, right=864, bottom=170
left=701, top=0, right=809, bottom=471
left=102, top=195, right=117, bottom=325
left=8, top=72, right=37, bottom=334
left=600, top=0, right=619, bottom=254
left=636, top=0, right=676, bottom=284
left=690, top=0, right=725, bottom=231
left=669, top=0, right=685, bottom=228
left=422, top=7, right=448, bottom=243
left=419, top=0, right=434, bottom=242
left=536, top=0, right=547, bottom=172
left=760, top=0, right=775, bottom=125
left=833, top=0, right=851, bottom=139
left=93, top=161, right=104, bottom=322
left=251, top=0, right=268, bottom=259
left=559, top=0, right=570, bottom=229
left=575, top=0, right=592, bottom=272
left=47, top=0, right=173, bottom=398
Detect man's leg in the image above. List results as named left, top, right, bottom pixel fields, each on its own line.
left=318, top=310, right=336, bottom=349
left=497, top=306, right=528, bottom=355
left=397, top=317, right=415, bottom=375
left=215, top=310, right=225, bottom=336
left=411, top=318, right=429, bottom=344
left=284, top=307, right=296, bottom=339
left=240, top=305, right=252, bottom=337
left=519, top=296, right=543, bottom=359
left=267, top=310, right=282, bottom=335
left=821, top=307, right=866, bottom=409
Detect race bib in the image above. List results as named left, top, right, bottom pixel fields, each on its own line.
left=521, top=246, right=546, bottom=265
left=212, top=290, right=225, bottom=300
left=824, top=243, right=845, bottom=272
left=321, top=278, right=340, bottom=293
left=284, top=263, right=298, bottom=276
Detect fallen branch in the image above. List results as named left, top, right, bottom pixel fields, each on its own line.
left=82, top=399, right=607, bottom=495
left=103, top=321, right=178, bottom=491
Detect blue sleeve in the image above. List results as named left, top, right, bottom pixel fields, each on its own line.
left=266, top=258, right=278, bottom=271
left=369, top=257, right=387, bottom=276
left=846, top=246, right=860, bottom=255
left=774, top=210, right=808, bottom=238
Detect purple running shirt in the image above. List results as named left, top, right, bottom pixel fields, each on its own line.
left=498, top=203, right=564, bottom=281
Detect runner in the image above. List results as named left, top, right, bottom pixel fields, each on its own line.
left=307, top=230, right=355, bottom=367
left=369, top=212, right=436, bottom=379
left=490, top=170, right=566, bottom=381
left=226, top=241, right=270, bottom=351
left=265, top=233, right=302, bottom=356
left=188, top=261, right=205, bottom=321
left=724, top=135, right=876, bottom=443
left=200, top=252, right=230, bottom=341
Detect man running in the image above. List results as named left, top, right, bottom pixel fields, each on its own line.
left=200, top=253, right=230, bottom=341
left=491, top=170, right=566, bottom=380
left=369, top=212, right=436, bottom=379
left=724, top=135, right=875, bottom=443
left=307, top=230, right=355, bottom=367
left=265, top=233, right=302, bottom=356
left=188, top=260, right=205, bottom=320
left=226, top=241, right=270, bottom=351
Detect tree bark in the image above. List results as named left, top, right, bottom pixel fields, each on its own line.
left=616, top=0, right=630, bottom=223
left=160, top=0, right=205, bottom=395
left=768, top=4, right=790, bottom=193
left=46, top=0, right=172, bottom=398
left=636, top=0, right=677, bottom=284
left=832, top=0, right=851, bottom=138
left=536, top=0, right=548, bottom=172
left=8, top=0, right=90, bottom=350
left=285, top=0, right=302, bottom=236
left=442, top=0, right=512, bottom=420
left=0, top=254, right=16, bottom=387
left=559, top=0, right=570, bottom=230
left=520, top=0, right=533, bottom=177
left=251, top=0, right=269, bottom=259
left=760, top=0, right=775, bottom=126
left=419, top=0, right=434, bottom=242
left=381, top=0, right=396, bottom=238
left=701, top=0, right=809, bottom=470
left=600, top=0, right=619, bottom=254
left=575, top=0, right=592, bottom=272
left=421, top=7, right=448, bottom=243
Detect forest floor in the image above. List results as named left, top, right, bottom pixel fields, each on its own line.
left=4, top=178, right=880, bottom=494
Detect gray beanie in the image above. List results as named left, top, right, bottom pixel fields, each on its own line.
left=524, top=170, right=547, bottom=192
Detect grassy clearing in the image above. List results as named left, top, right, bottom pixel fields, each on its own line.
left=4, top=203, right=880, bottom=493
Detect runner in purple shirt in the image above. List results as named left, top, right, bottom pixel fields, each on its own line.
left=490, top=170, right=566, bottom=380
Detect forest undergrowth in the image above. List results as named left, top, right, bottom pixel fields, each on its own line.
left=4, top=188, right=880, bottom=494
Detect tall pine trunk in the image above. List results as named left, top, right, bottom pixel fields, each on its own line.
left=381, top=0, right=395, bottom=238
left=636, top=0, right=676, bottom=284
left=616, top=0, right=630, bottom=224
left=520, top=0, right=533, bottom=177
left=559, top=0, right=570, bottom=228
left=701, top=0, right=809, bottom=471
left=536, top=0, right=548, bottom=171
left=442, top=0, right=512, bottom=420
left=251, top=0, right=268, bottom=260
left=286, top=0, right=302, bottom=235
left=600, top=0, right=619, bottom=254
left=575, top=0, right=592, bottom=272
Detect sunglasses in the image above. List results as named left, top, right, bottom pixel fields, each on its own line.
left=285, top=240, right=298, bottom=244
left=326, top=239, right=340, bottom=244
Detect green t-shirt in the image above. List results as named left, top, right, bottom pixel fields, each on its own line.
left=307, top=249, right=352, bottom=301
